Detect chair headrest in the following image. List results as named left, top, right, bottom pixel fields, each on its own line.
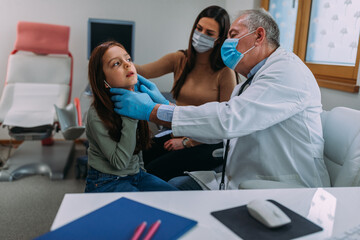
left=322, top=107, right=360, bottom=186
left=14, top=21, right=70, bottom=55
left=322, top=107, right=360, bottom=165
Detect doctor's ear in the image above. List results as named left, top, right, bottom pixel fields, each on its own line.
left=254, top=27, right=266, bottom=46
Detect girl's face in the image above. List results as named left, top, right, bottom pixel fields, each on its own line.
left=102, top=46, right=137, bottom=90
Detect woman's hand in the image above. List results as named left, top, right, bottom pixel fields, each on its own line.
left=164, top=138, right=185, bottom=151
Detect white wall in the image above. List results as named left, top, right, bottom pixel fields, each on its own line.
left=320, top=85, right=360, bottom=111
left=0, top=0, right=226, bottom=96
left=225, top=0, right=262, bottom=22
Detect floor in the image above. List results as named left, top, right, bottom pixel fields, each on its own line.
left=0, top=141, right=86, bottom=240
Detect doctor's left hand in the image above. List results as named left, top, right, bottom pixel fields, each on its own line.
left=137, top=74, right=169, bottom=105
left=110, top=88, right=156, bottom=121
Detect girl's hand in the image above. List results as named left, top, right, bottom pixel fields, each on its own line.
left=164, top=138, right=185, bottom=151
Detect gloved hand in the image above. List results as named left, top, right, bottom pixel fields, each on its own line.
left=137, top=74, right=170, bottom=105
left=110, top=88, right=156, bottom=121
left=134, top=79, right=141, bottom=92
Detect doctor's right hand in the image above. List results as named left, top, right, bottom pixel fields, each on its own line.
left=137, top=74, right=170, bottom=105
left=110, top=88, right=156, bottom=121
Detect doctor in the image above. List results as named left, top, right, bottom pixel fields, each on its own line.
left=110, top=9, right=331, bottom=190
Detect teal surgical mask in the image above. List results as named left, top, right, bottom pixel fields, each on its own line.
left=221, top=31, right=256, bottom=70
left=192, top=30, right=217, bottom=53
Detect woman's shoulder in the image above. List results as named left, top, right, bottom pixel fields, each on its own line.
left=171, top=50, right=187, bottom=79
left=217, top=66, right=233, bottom=75
left=217, top=67, right=236, bottom=81
left=165, top=50, right=187, bottom=62
left=155, top=51, right=186, bottom=69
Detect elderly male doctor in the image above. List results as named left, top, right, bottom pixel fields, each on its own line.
left=110, top=9, right=330, bottom=190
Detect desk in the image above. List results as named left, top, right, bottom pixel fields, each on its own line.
left=51, top=188, right=360, bottom=239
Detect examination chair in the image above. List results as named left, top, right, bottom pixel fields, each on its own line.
left=0, top=21, right=84, bottom=181
left=213, top=107, right=360, bottom=189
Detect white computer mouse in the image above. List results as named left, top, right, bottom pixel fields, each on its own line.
left=246, top=199, right=291, bottom=228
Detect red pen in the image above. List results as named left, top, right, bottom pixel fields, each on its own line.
left=143, top=220, right=161, bottom=240
left=131, top=221, right=147, bottom=240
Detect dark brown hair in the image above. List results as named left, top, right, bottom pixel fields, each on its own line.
left=172, top=5, right=238, bottom=99
left=88, top=41, right=150, bottom=153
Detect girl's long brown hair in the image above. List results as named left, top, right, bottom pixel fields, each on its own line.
left=88, top=41, right=150, bottom=153
left=172, top=5, right=239, bottom=100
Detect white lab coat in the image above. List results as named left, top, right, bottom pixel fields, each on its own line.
left=172, top=47, right=331, bottom=189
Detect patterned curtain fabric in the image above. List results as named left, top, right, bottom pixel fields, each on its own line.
left=269, top=0, right=299, bottom=52
left=306, top=0, right=360, bottom=66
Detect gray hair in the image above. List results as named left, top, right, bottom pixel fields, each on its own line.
left=237, top=9, right=280, bottom=48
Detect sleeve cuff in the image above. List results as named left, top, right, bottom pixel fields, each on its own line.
left=157, top=104, right=175, bottom=122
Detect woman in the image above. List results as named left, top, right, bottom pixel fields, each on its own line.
left=137, top=6, right=237, bottom=181
left=85, top=41, right=177, bottom=192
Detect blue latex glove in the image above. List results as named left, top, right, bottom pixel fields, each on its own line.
left=134, top=79, right=141, bottom=92
left=137, top=74, right=169, bottom=105
left=110, top=88, right=156, bottom=121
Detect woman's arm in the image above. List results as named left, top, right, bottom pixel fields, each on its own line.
left=218, top=67, right=237, bottom=102
left=135, top=51, right=183, bottom=79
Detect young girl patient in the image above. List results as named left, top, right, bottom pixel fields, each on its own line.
left=85, top=41, right=178, bottom=192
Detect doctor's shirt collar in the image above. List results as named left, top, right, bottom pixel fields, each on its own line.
left=247, top=58, right=268, bottom=79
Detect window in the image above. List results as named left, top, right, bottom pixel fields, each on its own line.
left=262, top=0, right=360, bottom=93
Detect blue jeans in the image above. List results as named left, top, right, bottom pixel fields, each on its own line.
left=168, top=176, right=203, bottom=190
left=85, top=167, right=178, bottom=192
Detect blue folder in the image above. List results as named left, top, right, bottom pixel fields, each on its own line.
left=35, top=197, right=197, bottom=240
